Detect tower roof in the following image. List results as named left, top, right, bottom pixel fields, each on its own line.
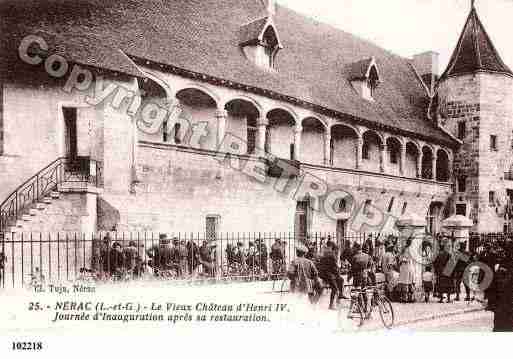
left=440, top=5, right=513, bottom=80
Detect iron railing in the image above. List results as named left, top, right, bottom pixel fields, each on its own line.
left=1, top=230, right=508, bottom=291
left=0, top=231, right=395, bottom=290
left=0, top=157, right=103, bottom=232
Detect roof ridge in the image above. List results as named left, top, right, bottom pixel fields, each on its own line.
left=440, top=6, right=512, bottom=80
left=275, top=3, right=412, bottom=63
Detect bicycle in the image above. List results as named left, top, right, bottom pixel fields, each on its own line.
left=342, top=285, right=394, bottom=329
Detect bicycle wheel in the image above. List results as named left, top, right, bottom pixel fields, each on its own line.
left=378, top=296, right=394, bottom=329
left=341, top=299, right=364, bottom=329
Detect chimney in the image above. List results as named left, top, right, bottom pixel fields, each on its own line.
left=412, top=51, right=439, bottom=95
left=260, top=0, right=276, bottom=16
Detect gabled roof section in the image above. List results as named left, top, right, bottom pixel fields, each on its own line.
left=440, top=5, right=513, bottom=80
left=239, top=16, right=283, bottom=48
left=349, top=57, right=380, bottom=82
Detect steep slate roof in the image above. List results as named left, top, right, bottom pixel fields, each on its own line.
left=440, top=5, right=513, bottom=80
left=0, top=0, right=457, bottom=145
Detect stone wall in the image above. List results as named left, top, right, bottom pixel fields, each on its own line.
left=98, top=144, right=452, bottom=235
left=0, top=65, right=118, bottom=202
left=19, top=192, right=98, bottom=233
left=439, top=73, right=513, bottom=232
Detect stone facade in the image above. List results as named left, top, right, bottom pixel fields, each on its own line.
left=439, top=73, right=513, bottom=232
left=0, top=62, right=454, bottom=236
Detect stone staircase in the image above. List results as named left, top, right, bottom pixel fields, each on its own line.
left=0, top=157, right=103, bottom=240
left=1, top=191, right=63, bottom=239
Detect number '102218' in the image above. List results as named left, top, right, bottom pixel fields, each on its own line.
left=12, top=342, right=43, bottom=350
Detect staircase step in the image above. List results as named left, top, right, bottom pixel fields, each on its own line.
left=50, top=191, right=60, bottom=199
left=43, top=197, right=53, bottom=204
left=21, top=214, right=32, bottom=222
left=34, top=202, right=46, bottom=210
left=15, top=220, right=24, bottom=228
left=28, top=208, right=39, bottom=216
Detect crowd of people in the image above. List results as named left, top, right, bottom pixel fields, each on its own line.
left=286, top=233, right=513, bottom=315
left=92, top=233, right=218, bottom=280
left=90, top=233, right=291, bottom=281
left=225, top=238, right=290, bottom=279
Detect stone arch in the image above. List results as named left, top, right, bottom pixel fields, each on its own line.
left=178, top=83, right=221, bottom=106
left=436, top=148, right=450, bottom=182
left=224, top=95, right=263, bottom=118
left=329, top=122, right=360, bottom=138
left=331, top=124, right=359, bottom=169
left=405, top=141, right=420, bottom=178
left=175, top=87, right=219, bottom=150
left=361, top=130, right=384, bottom=173
left=225, top=98, right=261, bottom=154
left=301, top=117, right=327, bottom=165
left=421, top=145, right=434, bottom=180
left=267, top=108, right=297, bottom=160
left=136, top=77, right=171, bottom=143
left=265, top=106, right=298, bottom=126
left=139, top=70, right=174, bottom=98
left=302, top=116, right=328, bottom=131
left=386, top=136, right=402, bottom=176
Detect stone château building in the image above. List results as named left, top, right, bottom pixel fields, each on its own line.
left=0, top=0, right=509, bottom=237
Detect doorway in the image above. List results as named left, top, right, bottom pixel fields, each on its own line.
left=63, top=107, right=77, bottom=161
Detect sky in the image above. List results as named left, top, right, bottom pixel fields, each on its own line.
left=277, top=0, right=513, bottom=74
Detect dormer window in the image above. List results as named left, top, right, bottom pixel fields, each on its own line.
left=240, top=17, right=283, bottom=70
left=261, top=26, right=279, bottom=69
left=349, top=57, right=381, bottom=101
left=367, top=65, right=379, bottom=98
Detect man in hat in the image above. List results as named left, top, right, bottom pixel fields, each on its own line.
left=99, top=233, right=112, bottom=274
left=109, top=242, right=125, bottom=279
left=145, top=234, right=164, bottom=271
left=256, top=239, right=268, bottom=276
left=199, top=240, right=215, bottom=277
left=287, top=244, right=322, bottom=303
left=186, top=240, right=200, bottom=276
left=168, top=238, right=185, bottom=277
left=270, top=238, right=284, bottom=279
left=318, top=242, right=346, bottom=309
left=433, top=241, right=453, bottom=303
left=234, top=242, right=246, bottom=270
left=352, top=243, right=372, bottom=289
left=158, top=235, right=174, bottom=273
left=490, top=241, right=513, bottom=331
left=453, top=242, right=471, bottom=301
left=123, top=240, right=141, bottom=277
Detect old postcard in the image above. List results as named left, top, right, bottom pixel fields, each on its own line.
left=0, top=0, right=511, bottom=357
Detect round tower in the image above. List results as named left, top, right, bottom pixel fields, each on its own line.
left=437, top=3, right=513, bottom=232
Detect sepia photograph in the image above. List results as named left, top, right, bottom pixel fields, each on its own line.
left=0, top=0, right=512, bottom=357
